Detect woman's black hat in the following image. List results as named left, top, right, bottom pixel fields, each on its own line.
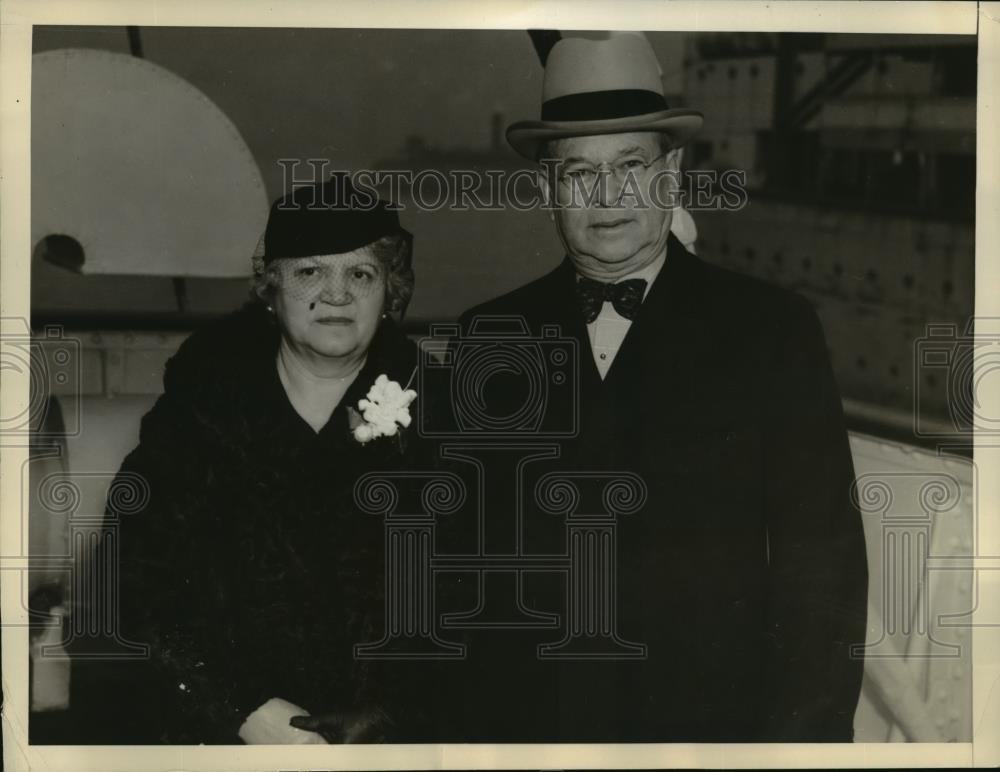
left=262, top=174, right=410, bottom=263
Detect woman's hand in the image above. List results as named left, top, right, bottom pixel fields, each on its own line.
left=238, top=698, right=328, bottom=744
left=289, top=706, right=394, bottom=743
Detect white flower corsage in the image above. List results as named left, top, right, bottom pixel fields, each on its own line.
left=350, top=373, right=417, bottom=444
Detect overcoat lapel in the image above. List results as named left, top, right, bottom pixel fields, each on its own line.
left=602, top=233, right=701, bottom=395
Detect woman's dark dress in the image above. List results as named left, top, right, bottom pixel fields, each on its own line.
left=91, top=302, right=435, bottom=743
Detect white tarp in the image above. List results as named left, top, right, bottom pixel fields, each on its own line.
left=31, top=48, right=268, bottom=278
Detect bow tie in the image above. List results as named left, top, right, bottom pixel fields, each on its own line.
left=574, top=276, right=648, bottom=324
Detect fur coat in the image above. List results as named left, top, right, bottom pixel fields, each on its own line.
left=93, top=302, right=434, bottom=743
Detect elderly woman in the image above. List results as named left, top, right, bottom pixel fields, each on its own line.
left=94, top=177, right=435, bottom=744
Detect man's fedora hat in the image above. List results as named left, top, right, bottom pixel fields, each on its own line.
left=506, top=32, right=703, bottom=160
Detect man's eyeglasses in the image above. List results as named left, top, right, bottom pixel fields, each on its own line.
left=554, top=152, right=669, bottom=189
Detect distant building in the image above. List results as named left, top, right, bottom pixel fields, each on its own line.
left=682, top=33, right=975, bottom=441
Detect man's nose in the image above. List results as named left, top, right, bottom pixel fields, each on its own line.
left=594, top=169, right=625, bottom=208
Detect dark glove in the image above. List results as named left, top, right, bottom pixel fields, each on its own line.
left=289, top=706, right=394, bottom=743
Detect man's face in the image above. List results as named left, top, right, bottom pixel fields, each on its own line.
left=544, top=131, right=679, bottom=279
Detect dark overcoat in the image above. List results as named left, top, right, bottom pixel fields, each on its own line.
left=436, top=233, right=869, bottom=742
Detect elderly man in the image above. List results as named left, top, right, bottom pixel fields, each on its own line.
left=443, top=33, right=868, bottom=743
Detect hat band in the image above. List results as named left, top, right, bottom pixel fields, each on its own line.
left=540, top=89, right=669, bottom=122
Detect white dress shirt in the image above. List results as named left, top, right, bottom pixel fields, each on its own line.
left=580, top=249, right=667, bottom=379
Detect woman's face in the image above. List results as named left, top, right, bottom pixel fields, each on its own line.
left=271, top=247, right=386, bottom=361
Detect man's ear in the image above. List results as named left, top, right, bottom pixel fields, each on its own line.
left=536, top=166, right=556, bottom=219
left=651, top=146, right=684, bottom=210
left=666, top=146, right=683, bottom=173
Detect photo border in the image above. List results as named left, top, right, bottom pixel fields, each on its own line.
left=1, top=1, right=995, bottom=769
